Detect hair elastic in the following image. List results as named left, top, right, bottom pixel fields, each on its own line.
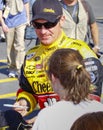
left=77, top=65, right=82, bottom=70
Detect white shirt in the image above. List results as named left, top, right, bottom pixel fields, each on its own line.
left=32, top=100, right=103, bottom=130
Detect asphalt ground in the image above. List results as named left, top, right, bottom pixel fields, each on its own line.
left=0, top=0, right=103, bottom=115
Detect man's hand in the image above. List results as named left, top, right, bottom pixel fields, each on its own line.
left=93, top=45, right=100, bottom=54
left=13, top=99, right=29, bottom=117
left=44, top=98, right=57, bottom=107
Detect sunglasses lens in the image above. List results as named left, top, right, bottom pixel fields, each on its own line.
left=44, top=21, right=58, bottom=29
left=32, top=18, right=60, bottom=29
left=33, top=22, right=42, bottom=29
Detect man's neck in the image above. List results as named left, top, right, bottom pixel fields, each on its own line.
left=63, top=0, right=78, bottom=6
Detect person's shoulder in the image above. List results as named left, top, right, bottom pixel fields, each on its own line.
left=65, top=37, right=75, bottom=44
left=79, top=100, right=103, bottom=110
left=27, top=45, right=40, bottom=54
left=38, top=101, right=64, bottom=112
left=88, top=100, right=103, bottom=110
left=66, top=38, right=87, bottom=46
left=81, top=0, right=91, bottom=6
left=66, top=38, right=97, bottom=58
left=81, top=0, right=92, bottom=12
left=70, top=38, right=90, bottom=47
left=92, top=100, right=103, bottom=105
left=66, top=37, right=87, bottom=48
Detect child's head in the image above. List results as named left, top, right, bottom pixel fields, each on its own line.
left=48, top=48, right=91, bottom=104
left=71, top=111, right=103, bottom=130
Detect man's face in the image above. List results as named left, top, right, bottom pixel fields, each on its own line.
left=32, top=18, right=62, bottom=45
left=68, top=0, right=75, bottom=2
left=64, top=0, right=77, bottom=5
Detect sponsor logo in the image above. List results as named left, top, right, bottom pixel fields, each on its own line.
left=26, top=53, right=35, bottom=60
left=32, top=81, right=53, bottom=94
left=43, top=8, right=55, bottom=14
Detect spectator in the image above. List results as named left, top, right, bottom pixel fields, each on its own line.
left=0, top=0, right=30, bottom=78
left=59, top=0, right=100, bottom=54
left=70, top=111, right=103, bottom=130
left=32, top=48, right=103, bottom=130
left=13, top=0, right=103, bottom=120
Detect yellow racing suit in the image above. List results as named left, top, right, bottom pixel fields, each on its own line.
left=17, top=31, right=103, bottom=114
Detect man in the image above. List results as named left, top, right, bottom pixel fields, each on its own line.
left=13, top=0, right=103, bottom=118
left=59, top=0, right=100, bottom=54
left=0, top=0, right=30, bottom=78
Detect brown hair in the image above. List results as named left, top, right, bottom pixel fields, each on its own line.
left=48, top=48, right=91, bottom=104
left=70, top=111, right=103, bottom=130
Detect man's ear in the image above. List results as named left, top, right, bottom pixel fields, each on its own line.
left=51, top=74, right=56, bottom=83
left=60, top=15, right=65, bottom=25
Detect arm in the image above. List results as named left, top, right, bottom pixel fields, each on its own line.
left=24, top=2, right=30, bottom=25
left=0, top=0, right=9, bottom=32
left=90, top=22, right=100, bottom=53
left=14, top=89, right=37, bottom=116
left=13, top=65, right=37, bottom=116
left=85, top=1, right=100, bottom=53
left=0, top=9, right=9, bottom=33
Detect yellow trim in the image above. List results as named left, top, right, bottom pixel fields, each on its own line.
left=0, top=92, right=16, bottom=99
left=17, top=91, right=37, bottom=115
left=0, top=78, right=17, bottom=83
left=96, top=17, right=103, bottom=20
left=0, top=65, right=8, bottom=69
left=0, top=59, right=7, bottom=62
left=0, top=126, right=9, bottom=130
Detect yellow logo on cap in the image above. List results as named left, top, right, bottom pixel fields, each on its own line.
left=43, top=8, right=55, bottom=13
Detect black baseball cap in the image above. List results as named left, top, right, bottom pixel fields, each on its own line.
left=31, top=0, right=63, bottom=22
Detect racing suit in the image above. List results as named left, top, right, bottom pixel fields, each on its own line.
left=17, top=31, right=103, bottom=115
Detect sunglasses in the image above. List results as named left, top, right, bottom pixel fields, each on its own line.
left=32, top=18, right=60, bottom=29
